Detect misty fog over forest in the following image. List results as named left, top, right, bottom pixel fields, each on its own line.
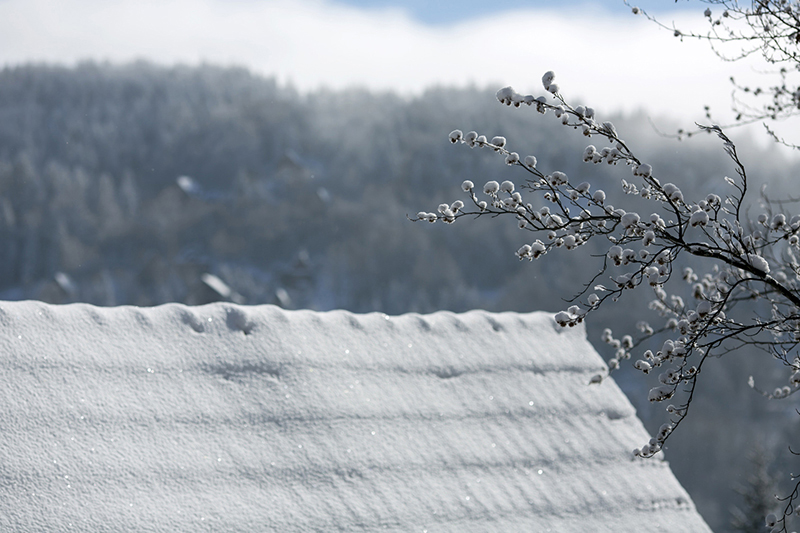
left=1, top=61, right=798, bottom=529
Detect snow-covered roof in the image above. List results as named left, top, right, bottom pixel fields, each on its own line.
left=0, top=302, right=710, bottom=532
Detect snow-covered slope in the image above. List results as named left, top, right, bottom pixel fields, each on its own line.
left=0, top=302, right=710, bottom=532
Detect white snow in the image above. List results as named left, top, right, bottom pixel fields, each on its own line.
left=745, top=253, right=771, bottom=274
left=0, top=301, right=710, bottom=532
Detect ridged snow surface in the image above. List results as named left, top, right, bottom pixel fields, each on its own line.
left=0, top=302, right=710, bottom=532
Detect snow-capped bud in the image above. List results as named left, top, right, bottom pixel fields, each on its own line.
left=505, top=152, right=519, bottom=165
left=549, top=171, right=568, bottom=186
left=449, top=130, right=463, bottom=143
left=696, top=300, right=712, bottom=316
left=614, top=273, right=633, bottom=288
left=592, top=190, right=606, bottom=204
left=478, top=201, right=488, bottom=211
left=484, top=181, right=500, bottom=195
left=649, top=385, right=673, bottom=402
left=542, top=71, right=555, bottom=91
left=554, top=311, right=572, bottom=326
left=662, top=183, right=683, bottom=203
left=690, top=210, right=709, bottom=227
left=582, top=145, right=596, bottom=162
left=495, top=86, right=515, bottom=105
left=548, top=84, right=560, bottom=94
left=451, top=200, right=464, bottom=212
left=765, top=514, right=777, bottom=528
left=621, top=212, right=641, bottom=229
left=607, top=246, right=623, bottom=265
left=757, top=213, right=768, bottom=224
left=524, top=155, right=537, bottom=168
left=634, top=163, right=652, bottom=178
left=462, top=180, right=474, bottom=192
left=534, top=96, right=547, bottom=114
left=500, top=180, right=515, bottom=193
left=771, top=214, right=786, bottom=229
left=622, top=249, right=636, bottom=264
left=622, top=335, right=633, bottom=349
left=588, top=293, right=599, bottom=306
left=464, top=131, right=478, bottom=147
left=662, top=340, right=675, bottom=356
left=490, top=136, right=506, bottom=149
left=530, top=240, right=546, bottom=258
left=475, top=135, right=487, bottom=147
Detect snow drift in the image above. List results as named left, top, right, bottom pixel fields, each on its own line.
left=0, top=302, right=710, bottom=531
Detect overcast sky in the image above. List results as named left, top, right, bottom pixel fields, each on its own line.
left=328, top=0, right=692, bottom=23
left=0, top=0, right=768, bottom=128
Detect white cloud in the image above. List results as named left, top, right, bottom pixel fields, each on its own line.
left=0, top=0, right=765, bottom=124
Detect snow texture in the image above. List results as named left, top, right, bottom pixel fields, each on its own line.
left=0, top=302, right=710, bottom=532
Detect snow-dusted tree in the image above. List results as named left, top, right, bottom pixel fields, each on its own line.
left=633, top=0, right=800, bottom=147
left=415, top=3, right=800, bottom=531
